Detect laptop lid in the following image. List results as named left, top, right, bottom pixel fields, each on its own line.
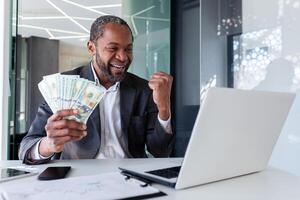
left=120, top=88, right=295, bottom=190
left=175, top=87, right=295, bottom=189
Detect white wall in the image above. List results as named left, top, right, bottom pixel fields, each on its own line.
left=59, top=41, right=91, bottom=72
left=242, top=0, right=300, bottom=176
left=0, top=0, right=10, bottom=160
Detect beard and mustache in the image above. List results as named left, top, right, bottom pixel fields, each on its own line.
left=95, top=49, right=130, bottom=84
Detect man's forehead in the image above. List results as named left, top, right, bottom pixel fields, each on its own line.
left=102, top=23, right=131, bottom=37
left=106, top=42, right=133, bottom=46
left=97, top=24, right=133, bottom=45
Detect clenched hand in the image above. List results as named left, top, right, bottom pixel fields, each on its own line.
left=148, top=72, right=173, bottom=120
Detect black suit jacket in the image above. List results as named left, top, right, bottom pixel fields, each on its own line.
left=19, top=64, right=174, bottom=164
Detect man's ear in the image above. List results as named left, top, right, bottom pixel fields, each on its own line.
left=87, top=41, right=96, bottom=55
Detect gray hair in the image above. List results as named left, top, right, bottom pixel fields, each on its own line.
left=89, top=15, right=134, bottom=43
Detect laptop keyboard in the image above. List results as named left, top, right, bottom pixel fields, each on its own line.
left=146, top=166, right=181, bottom=179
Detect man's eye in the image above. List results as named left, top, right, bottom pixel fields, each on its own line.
left=107, top=47, right=117, bottom=51
left=125, top=47, right=133, bottom=52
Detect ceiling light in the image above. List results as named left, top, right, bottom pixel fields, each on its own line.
left=16, top=24, right=86, bottom=35
left=19, top=16, right=94, bottom=21
left=61, top=0, right=108, bottom=15
left=79, top=37, right=88, bottom=42
left=88, top=4, right=122, bottom=9
left=45, top=29, right=54, bottom=37
left=46, top=0, right=89, bottom=33
left=50, top=35, right=89, bottom=40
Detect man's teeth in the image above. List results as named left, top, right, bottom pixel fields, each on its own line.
left=111, top=64, right=125, bottom=69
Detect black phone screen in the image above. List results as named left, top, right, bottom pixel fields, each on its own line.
left=38, top=166, right=71, bottom=180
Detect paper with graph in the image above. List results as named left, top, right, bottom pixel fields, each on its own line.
left=0, top=172, right=161, bottom=200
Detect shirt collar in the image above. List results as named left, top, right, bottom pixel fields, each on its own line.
left=90, top=62, right=120, bottom=92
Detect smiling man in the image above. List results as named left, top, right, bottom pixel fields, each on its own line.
left=19, top=15, right=174, bottom=164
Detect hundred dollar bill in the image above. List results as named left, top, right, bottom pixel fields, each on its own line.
left=70, top=78, right=88, bottom=108
left=38, top=74, right=103, bottom=123
left=60, top=75, right=79, bottom=109
left=70, top=84, right=105, bottom=123
left=38, top=81, right=58, bottom=113
left=43, top=73, right=60, bottom=110
left=66, top=77, right=77, bottom=108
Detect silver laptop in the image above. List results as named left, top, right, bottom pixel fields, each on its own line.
left=120, top=87, right=295, bottom=190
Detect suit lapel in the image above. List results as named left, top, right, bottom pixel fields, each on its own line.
left=79, top=64, right=95, bottom=82
left=120, top=74, right=136, bottom=136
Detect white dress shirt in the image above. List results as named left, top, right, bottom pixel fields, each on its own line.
left=31, top=64, right=171, bottom=159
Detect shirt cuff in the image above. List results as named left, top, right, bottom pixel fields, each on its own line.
left=29, top=139, right=53, bottom=160
left=158, top=115, right=172, bottom=134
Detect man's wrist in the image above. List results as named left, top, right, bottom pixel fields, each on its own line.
left=39, top=137, right=54, bottom=157
left=158, top=107, right=170, bottom=120
left=157, top=114, right=172, bottom=134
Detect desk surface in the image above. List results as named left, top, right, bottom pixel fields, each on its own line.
left=1, top=158, right=300, bottom=200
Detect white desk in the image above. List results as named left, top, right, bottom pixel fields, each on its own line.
left=1, top=158, right=300, bottom=200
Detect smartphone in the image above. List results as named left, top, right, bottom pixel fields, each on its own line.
left=0, top=168, right=37, bottom=182
left=38, top=166, right=71, bottom=180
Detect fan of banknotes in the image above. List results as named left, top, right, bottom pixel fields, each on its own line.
left=38, top=73, right=105, bottom=123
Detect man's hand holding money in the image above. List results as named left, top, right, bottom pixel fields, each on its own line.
left=37, top=74, right=105, bottom=157
left=39, top=109, right=87, bottom=157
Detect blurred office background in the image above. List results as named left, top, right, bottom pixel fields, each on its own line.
left=0, top=0, right=300, bottom=177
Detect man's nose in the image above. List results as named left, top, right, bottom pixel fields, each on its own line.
left=116, top=50, right=127, bottom=62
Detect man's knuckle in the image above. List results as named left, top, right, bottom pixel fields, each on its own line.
left=158, top=80, right=163, bottom=84
left=56, top=110, right=62, bottom=116
left=45, top=124, right=50, bottom=131
left=47, top=129, right=54, bottom=137
left=47, top=117, right=52, bottom=123
left=47, top=131, right=52, bottom=137
left=70, top=121, right=78, bottom=127
left=61, top=120, right=68, bottom=127
left=63, top=136, right=71, bottom=142
left=64, top=129, right=70, bottom=135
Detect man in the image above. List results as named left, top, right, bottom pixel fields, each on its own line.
left=19, top=15, right=174, bottom=164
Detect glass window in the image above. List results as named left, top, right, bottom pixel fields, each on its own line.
left=9, top=0, right=170, bottom=159
left=231, top=0, right=300, bottom=176
left=123, top=0, right=170, bottom=79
